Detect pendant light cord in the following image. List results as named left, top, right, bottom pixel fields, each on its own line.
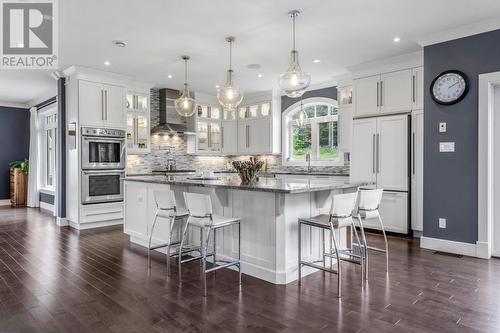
left=292, top=13, right=296, bottom=51
left=184, top=58, right=188, bottom=85
left=229, top=39, right=233, bottom=71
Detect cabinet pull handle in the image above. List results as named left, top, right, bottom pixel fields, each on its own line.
left=380, top=81, right=383, bottom=107
left=376, top=82, right=379, bottom=107
left=221, top=126, right=224, bottom=149
left=101, top=89, right=105, bottom=120
left=135, top=119, right=139, bottom=145
left=246, top=125, right=250, bottom=148
left=412, top=132, right=416, bottom=175
left=372, top=134, right=376, bottom=174
left=208, top=124, right=211, bottom=148
left=105, top=90, right=108, bottom=121
left=412, top=75, right=416, bottom=103
left=376, top=133, right=380, bottom=173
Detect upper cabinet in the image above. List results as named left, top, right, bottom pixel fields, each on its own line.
left=353, top=67, right=422, bottom=118
left=126, top=91, right=151, bottom=155
left=195, top=104, right=222, bottom=153
left=79, top=80, right=125, bottom=129
left=337, top=85, right=353, bottom=152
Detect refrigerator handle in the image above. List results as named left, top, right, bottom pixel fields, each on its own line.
left=376, top=133, right=380, bottom=173
left=412, top=132, right=416, bottom=175
left=372, top=134, right=376, bottom=174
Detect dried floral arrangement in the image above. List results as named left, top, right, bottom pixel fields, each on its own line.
left=232, top=157, right=264, bottom=184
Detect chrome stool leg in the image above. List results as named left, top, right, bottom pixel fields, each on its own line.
left=238, top=222, right=242, bottom=285
left=378, top=215, right=389, bottom=273
left=357, top=214, right=369, bottom=281
left=329, top=223, right=342, bottom=298
left=298, top=221, right=302, bottom=285
left=178, top=216, right=191, bottom=281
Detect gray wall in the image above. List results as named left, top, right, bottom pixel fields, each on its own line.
left=423, top=28, right=500, bottom=243
left=0, top=106, right=30, bottom=199
left=281, top=86, right=338, bottom=111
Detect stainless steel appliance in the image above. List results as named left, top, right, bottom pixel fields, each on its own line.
left=81, top=169, right=125, bottom=204
left=81, top=127, right=126, bottom=170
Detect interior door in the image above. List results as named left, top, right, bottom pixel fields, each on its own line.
left=350, top=118, right=377, bottom=184
left=353, top=74, right=380, bottom=117
left=249, top=118, right=270, bottom=153
left=221, top=121, right=237, bottom=154
left=376, top=115, right=408, bottom=191
left=380, top=69, right=412, bottom=114
left=104, top=84, right=125, bottom=129
left=411, top=110, right=424, bottom=231
left=79, top=80, right=104, bottom=127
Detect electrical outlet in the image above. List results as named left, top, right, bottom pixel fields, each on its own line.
left=439, top=122, right=447, bottom=133
left=439, top=218, right=446, bottom=229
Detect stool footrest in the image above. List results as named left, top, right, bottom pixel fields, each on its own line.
left=205, top=260, right=240, bottom=273
left=148, top=240, right=181, bottom=251
left=300, top=261, right=339, bottom=275
left=367, top=246, right=387, bottom=253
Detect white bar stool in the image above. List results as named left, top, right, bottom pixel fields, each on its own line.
left=354, top=188, right=388, bottom=280
left=179, top=192, right=241, bottom=296
left=298, top=192, right=363, bottom=298
left=148, top=189, right=188, bottom=275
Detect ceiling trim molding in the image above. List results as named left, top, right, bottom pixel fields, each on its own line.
left=348, top=51, right=423, bottom=79
left=418, top=17, right=500, bottom=47
left=0, top=101, right=29, bottom=109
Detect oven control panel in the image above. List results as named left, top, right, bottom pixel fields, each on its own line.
left=81, top=127, right=126, bottom=138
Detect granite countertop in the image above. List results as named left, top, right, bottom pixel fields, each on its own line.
left=127, top=170, right=350, bottom=177
left=124, top=174, right=366, bottom=194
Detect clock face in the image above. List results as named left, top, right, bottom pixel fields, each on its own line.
left=431, top=71, right=468, bottom=105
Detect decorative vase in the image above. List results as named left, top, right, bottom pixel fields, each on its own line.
left=232, top=157, right=264, bottom=185
left=10, top=168, right=27, bottom=207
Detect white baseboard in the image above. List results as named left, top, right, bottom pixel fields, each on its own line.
left=0, top=199, right=10, bottom=206
left=56, top=217, right=69, bottom=227
left=40, top=202, right=55, bottom=213
left=476, top=241, right=491, bottom=259
left=69, top=219, right=123, bottom=230
left=420, top=236, right=480, bottom=258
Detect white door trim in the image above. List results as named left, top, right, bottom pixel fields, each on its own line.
left=478, top=71, right=500, bottom=259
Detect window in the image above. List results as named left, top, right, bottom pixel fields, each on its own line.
left=282, top=98, right=342, bottom=166
left=40, top=108, right=57, bottom=189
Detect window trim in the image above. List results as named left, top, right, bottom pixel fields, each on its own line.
left=281, top=97, right=343, bottom=167
left=38, top=106, right=58, bottom=191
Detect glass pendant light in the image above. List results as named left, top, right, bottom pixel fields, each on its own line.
left=297, top=100, right=307, bottom=127
left=279, top=10, right=311, bottom=98
left=175, top=55, right=196, bottom=117
left=217, top=37, right=244, bottom=110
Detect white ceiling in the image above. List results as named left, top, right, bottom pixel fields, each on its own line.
left=2, top=0, right=500, bottom=106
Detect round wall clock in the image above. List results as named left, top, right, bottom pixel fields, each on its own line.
left=431, top=70, right=468, bottom=105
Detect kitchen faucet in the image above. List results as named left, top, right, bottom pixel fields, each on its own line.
left=306, top=153, right=311, bottom=173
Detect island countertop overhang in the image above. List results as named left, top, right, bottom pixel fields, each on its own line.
left=123, top=175, right=369, bottom=194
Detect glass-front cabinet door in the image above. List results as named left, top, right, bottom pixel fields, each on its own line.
left=197, top=121, right=209, bottom=151
left=209, top=122, right=221, bottom=152
left=126, top=113, right=135, bottom=149
left=136, top=114, right=149, bottom=149
left=127, top=111, right=151, bottom=154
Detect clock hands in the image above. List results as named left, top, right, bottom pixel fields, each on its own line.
left=448, top=81, right=459, bottom=89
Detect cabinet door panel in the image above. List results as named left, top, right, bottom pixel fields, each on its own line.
left=412, top=67, right=424, bottom=110
left=377, top=115, right=408, bottom=191
left=350, top=118, right=377, bottom=184
left=363, top=191, right=408, bottom=233
left=221, top=121, right=238, bottom=154
left=124, top=182, right=148, bottom=239
left=238, top=121, right=249, bottom=153
left=411, top=110, right=423, bottom=231
left=381, top=69, right=412, bottom=113
left=79, top=80, right=104, bottom=127
left=338, top=106, right=353, bottom=152
left=104, top=84, right=125, bottom=128
left=249, top=118, right=270, bottom=153
left=353, top=75, right=380, bottom=117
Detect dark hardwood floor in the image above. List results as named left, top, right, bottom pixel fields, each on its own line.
left=1, top=207, right=499, bottom=332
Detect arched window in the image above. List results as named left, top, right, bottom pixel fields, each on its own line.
left=282, top=97, right=343, bottom=166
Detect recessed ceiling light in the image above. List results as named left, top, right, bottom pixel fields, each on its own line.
left=104, top=61, right=111, bottom=66
left=393, top=37, right=401, bottom=43
left=112, top=40, right=127, bottom=47
left=167, top=74, right=173, bottom=79
left=313, top=59, right=321, bottom=63
left=257, top=73, right=263, bottom=78
left=215, top=85, right=220, bottom=88
left=247, top=63, right=261, bottom=69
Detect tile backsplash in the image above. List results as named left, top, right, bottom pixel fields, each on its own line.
left=126, top=89, right=350, bottom=175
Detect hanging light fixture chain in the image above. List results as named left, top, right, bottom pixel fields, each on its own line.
left=292, top=12, right=296, bottom=51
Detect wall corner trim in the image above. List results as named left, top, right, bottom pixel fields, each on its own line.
left=420, top=236, right=486, bottom=258
left=56, top=217, right=69, bottom=227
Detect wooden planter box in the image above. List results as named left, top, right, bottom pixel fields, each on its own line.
left=10, top=168, right=27, bottom=207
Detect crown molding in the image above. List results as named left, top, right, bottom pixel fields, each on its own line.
left=0, top=101, right=29, bottom=109
left=348, top=51, right=423, bottom=79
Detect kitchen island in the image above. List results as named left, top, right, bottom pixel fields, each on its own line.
left=124, top=174, right=366, bottom=284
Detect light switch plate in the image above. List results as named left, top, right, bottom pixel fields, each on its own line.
left=439, top=142, right=455, bottom=152
left=439, top=122, right=447, bottom=133
left=439, top=218, right=446, bottom=229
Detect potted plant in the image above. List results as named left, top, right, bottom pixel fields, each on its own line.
left=9, top=159, right=29, bottom=207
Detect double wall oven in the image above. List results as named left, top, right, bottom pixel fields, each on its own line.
left=81, top=127, right=126, bottom=204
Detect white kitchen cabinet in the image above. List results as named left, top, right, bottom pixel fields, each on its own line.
left=249, top=117, right=271, bottom=153
left=126, top=91, right=151, bottom=155
left=124, top=182, right=148, bottom=239
left=377, top=115, right=408, bottom=191
left=350, top=117, right=377, bottom=185
left=338, top=105, right=353, bottom=152
left=221, top=120, right=238, bottom=154
left=353, top=75, right=380, bottom=117
left=411, top=110, right=424, bottom=231
left=353, top=67, right=421, bottom=117
left=79, top=80, right=125, bottom=129
left=362, top=191, right=408, bottom=234
left=238, top=121, right=250, bottom=153
left=195, top=104, right=222, bottom=153
left=380, top=69, right=412, bottom=114
left=412, top=67, right=424, bottom=110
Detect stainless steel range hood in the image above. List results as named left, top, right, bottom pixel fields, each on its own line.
left=151, top=88, right=196, bottom=135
